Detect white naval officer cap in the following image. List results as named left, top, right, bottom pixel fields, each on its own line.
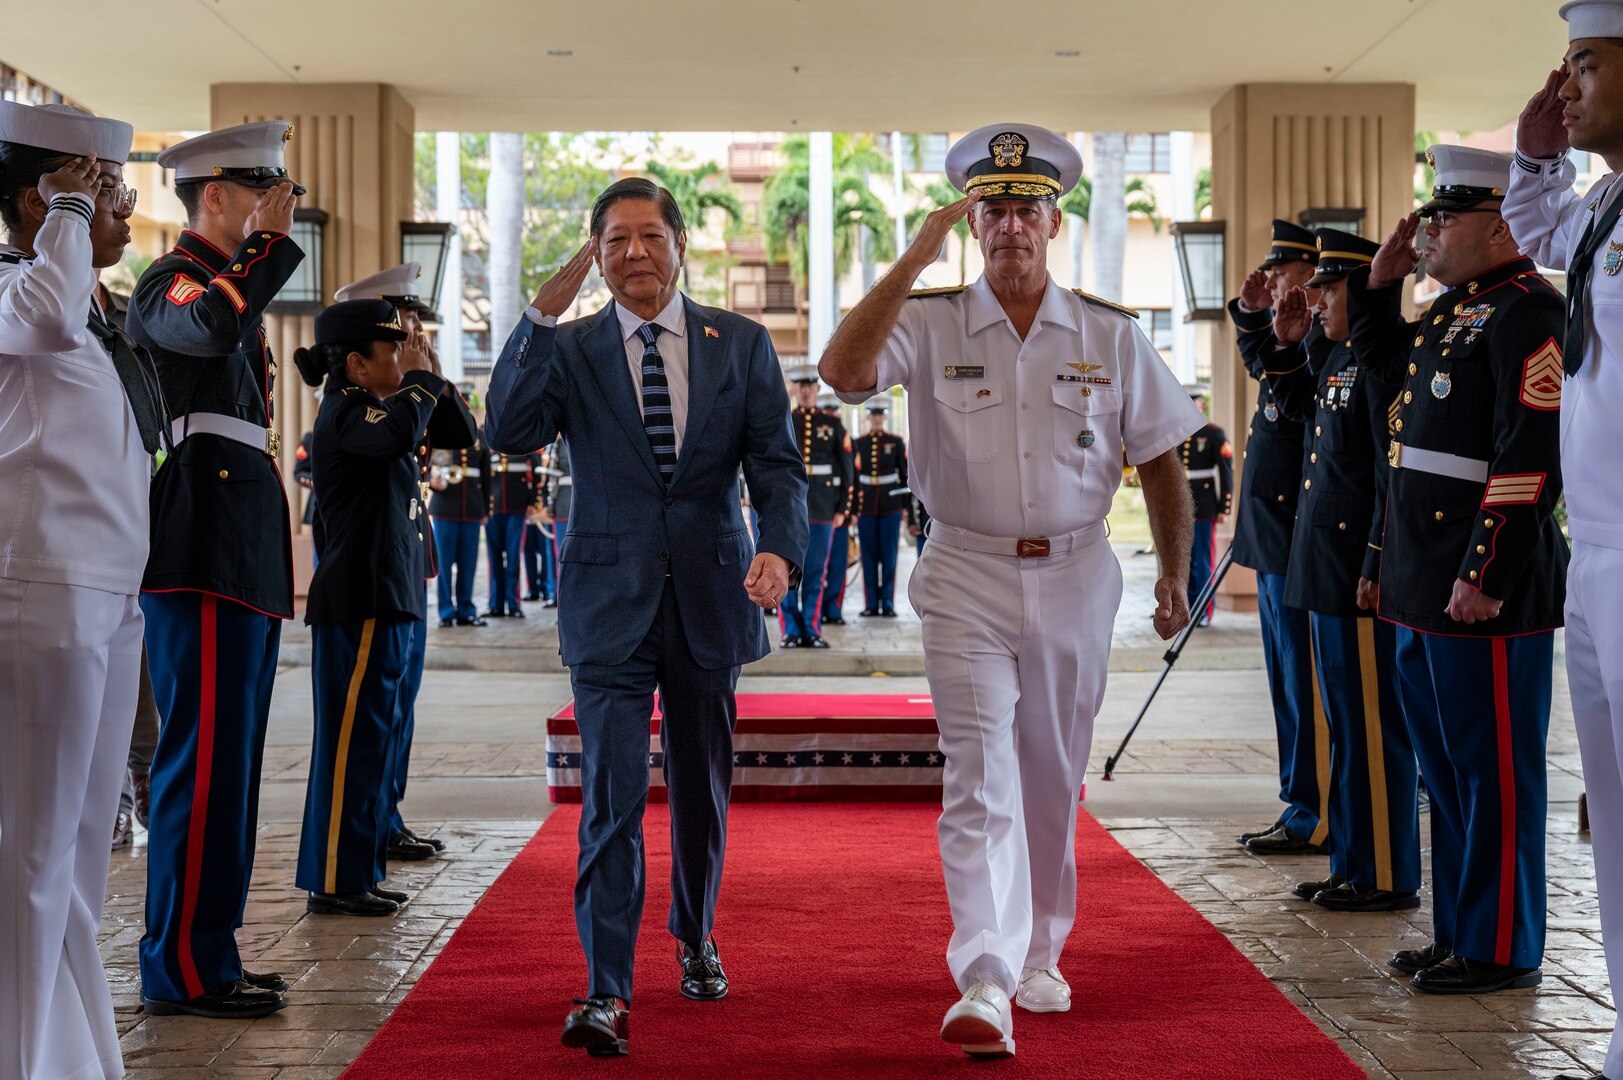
left=1563, top=0, right=1623, bottom=38
left=158, top=120, right=306, bottom=195
left=1419, top=145, right=1512, bottom=214
left=864, top=397, right=890, bottom=415
left=336, top=262, right=424, bottom=305
left=787, top=365, right=820, bottom=385
left=946, top=123, right=1083, bottom=200
left=0, top=102, right=133, bottom=163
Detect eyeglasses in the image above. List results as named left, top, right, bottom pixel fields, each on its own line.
left=96, top=182, right=137, bottom=215
left=1423, top=208, right=1497, bottom=229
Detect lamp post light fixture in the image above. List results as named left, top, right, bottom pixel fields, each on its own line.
left=400, top=221, right=456, bottom=324
left=267, top=208, right=329, bottom=316
left=1170, top=219, right=1227, bottom=322
left=1297, top=206, right=1367, bottom=237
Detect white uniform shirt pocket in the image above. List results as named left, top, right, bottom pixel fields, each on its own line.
left=1050, top=381, right=1119, bottom=467
left=931, top=379, right=1002, bottom=463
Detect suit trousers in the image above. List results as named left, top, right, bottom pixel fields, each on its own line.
left=139, top=592, right=280, bottom=1004
left=297, top=617, right=413, bottom=895
left=0, top=579, right=141, bottom=1080
left=1395, top=625, right=1552, bottom=969
left=1256, top=573, right=1329, bottom=844
left=1566, top=540, right=1623, bottom=1077
left=569, top=576, right=739, bottom=1003
left=821, top=522, right=850, bottom=621
left=1309, top=614, right=1420, bottom=892
left=433, top=519, right=482, bottom=621
left=858, top=512, right=903, bottom=612
left=386, top=593, right=429, bottom=842
left=781, top=521, right=833, bottom=640
left=910, top=528, right=1120, bottom=995
left=485, top=512, right=525, bottom=614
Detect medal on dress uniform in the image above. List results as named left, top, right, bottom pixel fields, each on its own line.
left=1431, top=370, right=1452, bottom=399
left=1263, top=403, right=1279, bottom=422
left=1077, top=429, right=1095, bottom=448
left=976, top=388, right=992, bottom=398
left=1195, top=436, right=1207, bottom=452
left=409, top=498, right=419, bottom=520
left=1606, top=240, right=1623, bottom=276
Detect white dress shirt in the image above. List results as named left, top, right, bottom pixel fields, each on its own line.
left=838, top=274, right=1202, bottom=538
left=0, top=194, right=149, bottom=594
left=1504, top=149, right=1623, bottom=549
left=525, top=291, right=692, bottom=456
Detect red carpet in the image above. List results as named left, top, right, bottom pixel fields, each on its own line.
left=346, top=804, right=1362, bottom=1079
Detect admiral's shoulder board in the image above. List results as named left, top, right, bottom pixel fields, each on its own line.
left=1072, top=289, right=1140, bottom=319
left=906, top=286, right=967, bottom=300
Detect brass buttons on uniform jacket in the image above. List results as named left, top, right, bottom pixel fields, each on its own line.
left=1338, top=522, right=1347, bottom=531
left=218, top=470, right=229, bottom=480
left=1435, top=511, right=1445, bottom=521
left=1276, top=494, right=1285, bottom=502
left=1470, top=570, right=1479, bottom=580
left=1315, top=425, right=1323, bottom=436
left=1310, top=453, right=1318, bottom=463
left=1414, top=335, right=1424, bottom=347
left=1484, top=518, right=1495, bottom=528
left=1304, top=480, right=1312, bottom=490
left=1404, top=392, right=1413, bottom=404
left=1476, top=544, right=1486, bottom=554
left=1409, top=363, right=1418, bottom=376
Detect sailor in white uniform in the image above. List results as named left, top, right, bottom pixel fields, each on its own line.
left=1505, top=5, right=1623, bottom=1075
left=821, top=123, right=1203, bottom=1058
left=0, top=102, right=162, bottom=1080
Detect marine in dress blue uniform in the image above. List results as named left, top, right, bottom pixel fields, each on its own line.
left=780, top=367, right=854, bottom=648
left=486, top=448, right=541, bottom=616
left=1348, top=147, right=1567, bottom=993
left=818, top=392, right=855, bottom=625
left=292, top=300, right=450, bottom=915
left=1228, top=220, right=1330, bottom=851
left=429, top=442, right=490, bottom=625
left=129, top=121, right=306, bottom=1018
left=854, top=399, right=909, bottom=616
left=1178, top=392, right=1232, bottom=626
left=1255, top=229, right=1422, bottom=917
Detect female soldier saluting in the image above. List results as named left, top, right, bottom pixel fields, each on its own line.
left=292, top=299, right=447, bottom=916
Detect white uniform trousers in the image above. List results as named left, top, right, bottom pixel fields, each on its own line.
left=910, top=527, right=1121, bottom=995
left=1567, top=540, right=1623, bottom=1080
left=0, top=579, right=142, bottom=1080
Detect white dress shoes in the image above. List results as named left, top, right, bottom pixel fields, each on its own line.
left=940, top=979, right=1015, bottom=1058
left=1016, top=966, right=1072, bottom=1013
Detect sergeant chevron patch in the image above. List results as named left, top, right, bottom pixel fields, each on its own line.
left=1482, top=473, right=1546, bottom=506
left=1520, top=339, right=1563, bottom=411
left=165, top=275, right=205, bottom=306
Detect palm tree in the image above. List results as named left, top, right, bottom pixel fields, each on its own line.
left=762, top=134, right=896, bottom=306
left=906, top=179, right=972, bottom=284
left=644, top=160, right=744, bottom=292
left=1059, top=172, right=1162, bottom=289
left=1194, top=166, right=1213, bottom=219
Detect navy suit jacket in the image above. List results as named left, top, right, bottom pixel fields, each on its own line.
left=485, top=297, right=809, bottom=669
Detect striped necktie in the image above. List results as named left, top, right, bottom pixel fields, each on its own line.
left=636, top=323, right=678, bottom=483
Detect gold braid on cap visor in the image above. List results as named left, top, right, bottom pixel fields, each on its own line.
left=964, top=173, right=1063, bottom=197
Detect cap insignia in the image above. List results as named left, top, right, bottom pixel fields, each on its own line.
left=989, top=132, right=1027, bottom=169
left=283, top=126, right=295, bottom=143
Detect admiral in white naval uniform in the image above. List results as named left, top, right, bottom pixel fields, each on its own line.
left=0, top=102, right=163, bottom=1080
left=821, top=123, right=1203, bottom=1058
left=1505, top=4, right=1623, bottom=1075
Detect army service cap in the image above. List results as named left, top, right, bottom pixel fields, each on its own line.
left=1260, top=219, right=1318, bottom=268
left=1306, top=228, right=1380, bottom=288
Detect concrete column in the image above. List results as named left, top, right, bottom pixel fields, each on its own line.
left=891, top=131, right=907, bottom=261
left=1169, top=131, right=1197, bottom=385
left=487, top=133, right=525, bottom=357
left=1206, top=82, right=1415, bottom=608
left=436, top=130, right=464, bottom=383
left=808, top=131, right=834, bottom=363
left=210, top=82, right=415, bottom=591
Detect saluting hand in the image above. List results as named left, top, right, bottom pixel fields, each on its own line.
left=1272, top=286, right=1313, bottom=345
left=1152, top=576, right=1190, bottom=641
left=904, top=191, right=982, bottom=268
left=399, top=333, right=433, bottom=375
left=532, top=241, right=595, bottom=319
left=1239, top=268, right=1272, bottom=312
left=1445, top=579, right=1503, bottom=624
left=745, top=552, right=791, bottom=610
left=1519, top=68, right=1570, bottom=161
left=38, top=156, right=99, bottom=203
left=1369, top=214, right=1422, bottom=288
left=245, top=181, right=298, bottom=238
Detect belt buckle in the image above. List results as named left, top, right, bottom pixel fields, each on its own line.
left=1387, top=440, right=1401, bottom=469
left=265, top=427, right=281, bottom=459
left=1017, top=537, right=1051, bottom=558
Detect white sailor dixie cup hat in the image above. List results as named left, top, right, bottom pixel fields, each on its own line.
left=158, top=120, right=306, bottom=196
left=1563, top=0, right=1623, bottom=39
left=1419, top=145, right=1512, bottom=215
left=946, top=123, right=1083, bottom=200
left=0, top=102, right=133, bottom=163
left=336, top=262, right=426, bottom=308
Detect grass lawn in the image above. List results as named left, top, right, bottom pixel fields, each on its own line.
left=1108, top=480, right=1153, bottom=546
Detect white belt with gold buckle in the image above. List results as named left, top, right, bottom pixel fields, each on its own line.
left=1387, top=441, right=1488, bottom=484
left=170, top=413, right=279, bottom=458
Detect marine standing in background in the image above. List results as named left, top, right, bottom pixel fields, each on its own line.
left=779, top=368, right=853, bottom=649
left=818, top=390, right=855, bottom=626
left=1178, top=390, right=1231, bottom=627
left=486, top=447, right=540, bottom=618
left=429, top=439, right=491, bottom=627
left=854, top=398, right=909, bottom=617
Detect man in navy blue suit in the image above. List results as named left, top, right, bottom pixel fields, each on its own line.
left=485, top=178, right=808, bottom=1059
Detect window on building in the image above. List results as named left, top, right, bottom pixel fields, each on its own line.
left=764, top=266, right=797, bottom=313
left=915, top=134, right=949, bottom=173
left=1147, top=309, right=1174, bottom=351
left=1124, top=134, right=1173, bottom=174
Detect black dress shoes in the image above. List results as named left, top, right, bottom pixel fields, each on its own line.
left=1237, top=817, right=1285, bottom=845
left=439, top=617, right=455, bottom=628
left=1412, top=955, right=1541, bottom=994
left=823, top=616, right=846, bottom=626
left=1291, top=873, right=1343, bottom=901
left=543, top=598, right=558, bottom=609
left=112, top=811, right=133, bottom=849
left=388, top=832, right=437, bottom=861
left=562, top=995, right=629, bottom=1057
left=1389, top=941, right=1451, bottom=975
left=510, top=608, right=527, bottom=619
left=482, top=609, right=507, bottom=618
left=879, top=608, right=897, bottom=617
left=677, top=936, right=729, bottom=1001
left=241, top=969, right=288, bottom=993
left=1310, top=882, right=1420, bottom=912
left=525, top=592, right=543, bottom=601
left=806, top=636, right=830, bottom=649
left=370, top=886, right=409, bottom=904
left=456, top=615, right=487, bottom=627
left=1244, top=825, right=1328, bottom=855
left=143, top=979, right=285, bottom=1018
left=779, top=634, right=801, bottom=648
left=860, top=607, right=880, bottom=617
left=399, top=825, right=446, bottom=852
left=306, top=891, right=400, bottom=916
left=131, top=771, right=151, bottom=828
